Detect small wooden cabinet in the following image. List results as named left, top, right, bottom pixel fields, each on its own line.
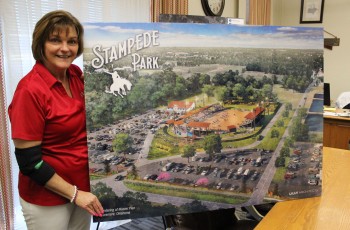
left=324, top=116, right=350, bottom=149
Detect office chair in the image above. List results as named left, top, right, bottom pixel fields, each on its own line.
left=164, top=208, right=259, bottom=230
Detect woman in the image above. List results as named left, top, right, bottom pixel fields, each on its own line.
left=8, top=10, right=103, bottom=230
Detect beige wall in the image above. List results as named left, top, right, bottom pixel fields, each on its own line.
left=271, top=0, right=350, bottom=103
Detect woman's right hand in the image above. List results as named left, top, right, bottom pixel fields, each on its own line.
left=74, top=190, right=104, bottom=217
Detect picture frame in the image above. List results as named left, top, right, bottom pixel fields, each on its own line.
left=300, top=0, right=325, bottom=23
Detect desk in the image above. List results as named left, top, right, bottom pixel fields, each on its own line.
left=256, top=147, right=350, bottom=230
left=324, top=115, right=350, bottom=149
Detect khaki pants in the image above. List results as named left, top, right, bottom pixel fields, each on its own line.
left=20, top=197, right=91, bottom=230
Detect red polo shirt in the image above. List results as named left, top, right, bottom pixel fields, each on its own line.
left=8, top=62, right=90, bottom=206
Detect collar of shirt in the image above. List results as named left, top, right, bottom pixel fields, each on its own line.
left=33, top=61, right=76, bottom=89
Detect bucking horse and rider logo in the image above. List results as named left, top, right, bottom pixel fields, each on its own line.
left=104, top=69, right=132, bottom=98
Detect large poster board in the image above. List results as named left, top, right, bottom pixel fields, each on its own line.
left=83, top=22, right=324, bottom=222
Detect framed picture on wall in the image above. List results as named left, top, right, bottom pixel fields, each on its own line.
left=300, top=0, right=325, bottom=23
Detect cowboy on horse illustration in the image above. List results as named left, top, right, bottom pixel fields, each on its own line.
left=104, top=69, right=132, bottom=98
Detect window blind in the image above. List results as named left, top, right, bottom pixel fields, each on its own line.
left=0, top=1, right=150, bottom=229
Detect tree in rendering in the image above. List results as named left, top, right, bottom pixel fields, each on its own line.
left=289, top=108, right=309, bottom=141
left=182, top=145, right=196, bottom=163
left=270, top=129, right=280, bottom=138
left=280, top=146, right=290, bottom=157
left=275, top=156, right=285, bottom=167
left=128, top=164, right=138, bottom=179
left=215, top=86, right=230, bottom=105
left=113, top=133, right=133, bottom=159
left=203, top=134, right=222, bottom=160
left=180, top=200, right=208, bottom=213
left=202, top=84, right=215, bottom=102
left=231, top=83, right=246, bottom=102
left=103, top=159, right=111, bottom=175
left=91, top=182, right=117, bottom=202
left=122, top=191, right=151, bottom=210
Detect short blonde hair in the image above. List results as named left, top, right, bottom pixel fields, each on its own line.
left=32, top=10, right=84, bottom=62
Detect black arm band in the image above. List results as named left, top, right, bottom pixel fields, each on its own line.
left=15, top=145, right=55, bottom=186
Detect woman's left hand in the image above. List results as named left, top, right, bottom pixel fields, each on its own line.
left=75, top=190, right=104, bottom=217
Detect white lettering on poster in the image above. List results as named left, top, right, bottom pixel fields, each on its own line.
left=92, top=31, right=160, bottom=69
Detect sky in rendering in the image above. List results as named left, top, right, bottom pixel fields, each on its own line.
left=84, top=22, right=324, bottom=50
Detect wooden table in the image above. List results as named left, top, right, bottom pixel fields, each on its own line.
left=256, top=147, right=350, bottom=230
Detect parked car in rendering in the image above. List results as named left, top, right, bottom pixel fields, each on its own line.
left=114, top=175, right=124, bottom=181
left=284, top=172, right=297, bottom=179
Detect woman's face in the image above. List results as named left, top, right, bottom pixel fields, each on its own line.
left=43, top=26, right=79, bottom=75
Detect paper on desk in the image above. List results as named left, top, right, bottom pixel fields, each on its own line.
left=324, top=107, right=336, bottom=112
left=323, top=111, right=337, bottom=116
left=337, top=112, right=350, bottom=117
left=324, top=111, right=350, bottom=117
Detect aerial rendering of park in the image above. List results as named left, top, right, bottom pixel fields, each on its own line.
left=83, top=22, right=324, bottom=221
